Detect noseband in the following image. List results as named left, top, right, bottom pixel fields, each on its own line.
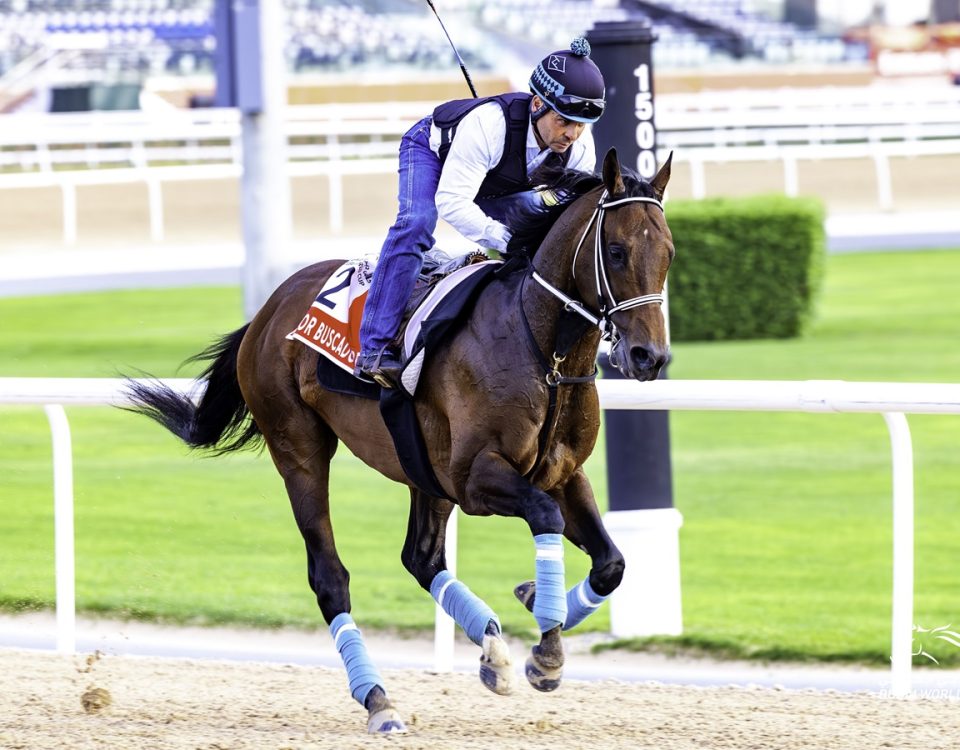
left=531, top=189, right=665, bottom=339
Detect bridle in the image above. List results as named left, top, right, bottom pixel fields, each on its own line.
left=518, top=187, right=667, bottom=482
left=531, top=188, right=665, bottom=340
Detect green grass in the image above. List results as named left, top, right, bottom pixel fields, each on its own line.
left=1, top=248, right=959, bottom=666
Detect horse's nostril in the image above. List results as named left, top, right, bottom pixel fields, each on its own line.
left=630, top=346, right=667, bottom=373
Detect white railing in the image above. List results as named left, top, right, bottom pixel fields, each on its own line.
left=3, top=135, right=956, bottom=244
left=4, top=86, right=957, bottom=172
left=2, top=85, right=959, bottom=241
left=2, top=376, right=960, bottom=697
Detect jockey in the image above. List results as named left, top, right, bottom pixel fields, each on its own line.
left=355, top=37, right=606, bottom=388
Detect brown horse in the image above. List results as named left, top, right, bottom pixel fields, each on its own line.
left=125, top=148, right=673, bottom=735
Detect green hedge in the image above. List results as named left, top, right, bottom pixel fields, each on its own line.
left=665, top=194, right=826, bottom=341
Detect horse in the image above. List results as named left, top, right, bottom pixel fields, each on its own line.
left=125, top=147, right=674, bottom=735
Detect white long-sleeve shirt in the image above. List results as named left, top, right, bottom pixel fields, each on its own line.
left=428, top=101, right=596, bottom=252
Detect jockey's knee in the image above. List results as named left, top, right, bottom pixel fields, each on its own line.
left=589, top=554, right=625, bottom=597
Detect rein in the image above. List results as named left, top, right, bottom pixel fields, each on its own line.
left=520, top=188, right=665, bottom=481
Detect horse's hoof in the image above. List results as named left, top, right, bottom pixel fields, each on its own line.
left=479, top=633, right=516, bottom=696
left=367, top=707, right=408, bottom=734
left=525, top=653, right=563, bottom=692
left=513, top=580, right=536, bottom=613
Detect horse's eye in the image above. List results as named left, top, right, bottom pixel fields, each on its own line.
left=607, top=243, right=626, bottom=265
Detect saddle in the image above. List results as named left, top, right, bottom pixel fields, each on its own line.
left=286, top=248, right=495, bottom=398
left=395, top=248, right=490, bottom=347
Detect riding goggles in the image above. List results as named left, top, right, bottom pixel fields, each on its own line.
left=550, top=94, right=606, bottom=122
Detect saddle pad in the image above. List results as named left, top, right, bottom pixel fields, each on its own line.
left=398, top=260, right=501, bottom=394
left=285, top=257, right=375, bottom=374
left=287, top=256, right=501, bottom=378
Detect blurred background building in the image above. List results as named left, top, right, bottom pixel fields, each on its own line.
left=1, top=1, right=959, bottom=113
left=2, top=0, right=958, bottom=293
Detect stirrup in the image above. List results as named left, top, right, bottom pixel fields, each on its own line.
left=355, top=349, right=403, bottom=389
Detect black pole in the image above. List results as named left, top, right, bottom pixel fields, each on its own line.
left=587, top=20, right=674, bottom=512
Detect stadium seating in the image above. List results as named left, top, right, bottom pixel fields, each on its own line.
left=625, top=0, right=860, bottom=64
left=0, top=1, right=216, bottom=79
left=441, top=0, right=859, bottom=67
left=0, top=0, right=488, bottom=80
left=0, top=0, right=866, bottom=96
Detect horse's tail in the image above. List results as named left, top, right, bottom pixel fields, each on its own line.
left=123, top=324, right=262, bottom=454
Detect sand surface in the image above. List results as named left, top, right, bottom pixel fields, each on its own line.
left=2, top=646, right=959, bottom=750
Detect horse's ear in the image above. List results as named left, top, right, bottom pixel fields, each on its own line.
left=650, top=151, right=673, bottom=202
left=602, top=147, right=626, bottom=195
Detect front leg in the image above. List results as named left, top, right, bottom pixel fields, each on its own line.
left=515, top=467, right=625, bottom=632
left=462, top=451, right=569, bottom=692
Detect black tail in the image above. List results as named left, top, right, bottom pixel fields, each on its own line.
left=123, top=324, right=262, bottom=455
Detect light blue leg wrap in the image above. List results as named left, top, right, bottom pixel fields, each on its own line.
left=563, top=576, right=609, bottom=631
left=430, top=570, right=499, bottom=646
left=330, top=612, right=383, bottom=706
left=533, top=534, right=567, bottom=632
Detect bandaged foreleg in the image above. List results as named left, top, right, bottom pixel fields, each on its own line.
left=533, top=534, right=568, bottom=632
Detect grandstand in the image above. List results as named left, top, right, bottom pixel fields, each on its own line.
left=625, top=0, right=860, bottom=65
left=0, top=0, right=875, bottom=113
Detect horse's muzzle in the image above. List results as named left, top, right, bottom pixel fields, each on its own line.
left=610, top=340, right=670, bottom=381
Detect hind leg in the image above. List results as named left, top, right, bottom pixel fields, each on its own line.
left=257, top=402, right=406, bottom=734
left=401, top=489, right=516, bottom=696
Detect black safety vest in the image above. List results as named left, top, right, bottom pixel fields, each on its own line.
left=432, top=92, right=571, bottom=199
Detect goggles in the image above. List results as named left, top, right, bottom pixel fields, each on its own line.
left=550, top=93, right=605, bottom=122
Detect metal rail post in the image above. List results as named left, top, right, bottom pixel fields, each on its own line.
left=44, top=405, right=76, bottom=654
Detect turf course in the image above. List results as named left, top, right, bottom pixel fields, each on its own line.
left=1, top=248, right=958, bottom=665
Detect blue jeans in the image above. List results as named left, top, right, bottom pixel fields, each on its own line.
left=359, top=116, right=441, bottom=357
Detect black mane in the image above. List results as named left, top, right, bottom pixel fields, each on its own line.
left=503, top=164, right=659, bottom=256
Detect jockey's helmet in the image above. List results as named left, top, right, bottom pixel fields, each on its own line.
left=529, top=37, right=606, bottom=124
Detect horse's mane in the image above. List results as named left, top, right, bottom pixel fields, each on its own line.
left=503, top=163, right=658, bottom=257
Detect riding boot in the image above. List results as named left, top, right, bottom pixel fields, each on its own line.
left=355, top=348, right=403, bottom=389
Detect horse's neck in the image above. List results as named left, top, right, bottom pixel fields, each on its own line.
left=526, top=194, right=602, bottom=371
left=533, top=182, right=607, bottom=282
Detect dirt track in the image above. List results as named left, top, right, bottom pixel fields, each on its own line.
left=2, top=648, right=958, bottom=750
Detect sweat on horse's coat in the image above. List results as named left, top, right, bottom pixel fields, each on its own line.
left=122, top=148, right=675, bottom=735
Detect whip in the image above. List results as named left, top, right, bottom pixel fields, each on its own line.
left=424, top=0, right=478, bottom=98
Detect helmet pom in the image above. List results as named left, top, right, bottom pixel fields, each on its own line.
left=570, top=37, right=591, bottom=57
